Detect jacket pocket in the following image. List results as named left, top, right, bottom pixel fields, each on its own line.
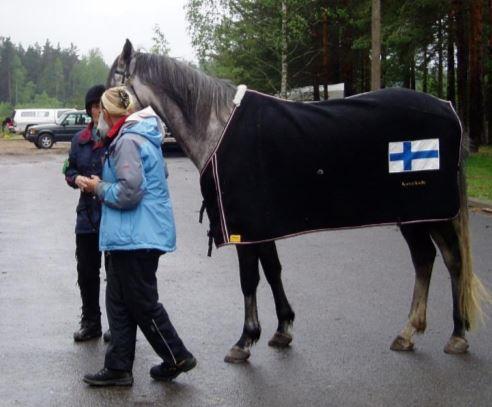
left=114, top=210, right=135, bottom=244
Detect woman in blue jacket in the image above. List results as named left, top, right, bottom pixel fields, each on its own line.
left=82, top=87, right=195, bottom=387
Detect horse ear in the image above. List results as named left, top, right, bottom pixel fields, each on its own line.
left=121, top=39, right=134, bottom=64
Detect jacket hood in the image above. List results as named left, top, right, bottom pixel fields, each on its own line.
left=122, top=106, right=164, bottom=148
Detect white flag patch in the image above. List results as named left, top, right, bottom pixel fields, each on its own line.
left=388, top=139, right=440, bottom=173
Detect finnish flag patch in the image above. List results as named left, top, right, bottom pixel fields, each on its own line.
left=388, top=139, right=440, bottom=173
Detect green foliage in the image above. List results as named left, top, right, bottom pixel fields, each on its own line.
left=0, top=102, right=13, bottom=119
left=466, top=146, right=492, bottom=201
left=0, top=37, right=109, bottom=111
left=150, top=24, right=171, bottom=56
left=186, top=0, right=491, bottom=108
left=187, top=0, right=318, bottom=94
left=17, top=92, right=63, bottom=108
left=70, top=49, right=109, bottom=108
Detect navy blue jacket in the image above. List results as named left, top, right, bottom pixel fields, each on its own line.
left=64, top=123, right=106, bottom=234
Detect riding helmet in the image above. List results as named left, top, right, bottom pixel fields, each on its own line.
left=85, top=84, right=106, bottom=116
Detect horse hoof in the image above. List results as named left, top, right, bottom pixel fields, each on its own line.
left=444, top=336, right=469, bottom=354
left=268, top=332, right=292, bottom=348
left=224, top=346, right=251, bottom=364
left=390, top=335, right=414, bottom=352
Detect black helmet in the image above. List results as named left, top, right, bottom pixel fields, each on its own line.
left=85, top=84, right=106, bottom=116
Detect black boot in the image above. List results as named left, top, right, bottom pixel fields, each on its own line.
left=150, top=355, right=197, bottom=381
left=74, top=319, right=102, bottom=342
left=83, top=368, right=133, bottom=387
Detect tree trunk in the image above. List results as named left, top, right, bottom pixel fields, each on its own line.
left=437, top=18, right=444, bottom=98
left=322, top=10, right=329, bottom=99
left=280, top=1, right=288, bottom=98
left=469, top=0, right=484, bottom=151
left=423, top=46, right=429, bottom=93
left=454, top=0, right=469, bottom=129
left=402, top=46, right=412, bottom=89
left=447, top=12, right=456, bottom=107
left=313, top=72, right=320, bottom=101
left=488, top=0, right=492, bottom=144
left=410, top=52, right=416, bottom=90
left=340, top=0, right=354, bottom=96
left=365, top=52, right=371, bottom=91
left=359, top=50, right=371, bottom=93
left=381, top=46, right=386, bottom=88
left=371, top=0, right=381, bottom=90
left=332, top=23, right=341, bottom=84
left=357, top=50, right=366, bottom=93
left=7, top=69, right=12, bottom=104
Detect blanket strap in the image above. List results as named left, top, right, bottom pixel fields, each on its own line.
left=199, top=200, right=206, bottom=224
left=198, top=200, right=214, bottom=257
left=207, top=230, right=214, bottom=257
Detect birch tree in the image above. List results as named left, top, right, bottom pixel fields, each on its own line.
left=371, top=0, right=381, bottom=90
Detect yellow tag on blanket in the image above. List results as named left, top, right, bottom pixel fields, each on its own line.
left=229, top=235, right=242, bottom=243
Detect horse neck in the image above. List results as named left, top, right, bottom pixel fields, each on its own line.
left=132, top=76, right=236, bottom=171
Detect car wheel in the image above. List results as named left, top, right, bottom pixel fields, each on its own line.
left=37, top=133, right=54, bottom=149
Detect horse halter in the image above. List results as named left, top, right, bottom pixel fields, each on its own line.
left=113, top=62, right=173, bottom=138
left=113, top=66, right=145, bottom=110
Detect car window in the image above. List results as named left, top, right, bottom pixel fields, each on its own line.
left=37, top=111, right=50, bottom=118
left=21, top=111, right=36, bottom=117
left=63, top=114, right=77, bottom=126
left=56, top=112, right=69, bottom=124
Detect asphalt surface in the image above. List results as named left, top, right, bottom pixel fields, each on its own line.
left=0, top=148, right=491, bottom=407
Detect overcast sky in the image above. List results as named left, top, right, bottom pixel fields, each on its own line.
left=1, top=0, right=196, bottom=64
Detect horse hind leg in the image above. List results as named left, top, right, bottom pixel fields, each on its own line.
left=391, top=224, right=436, bottom=352
left=428, top=221, right=470, bottom=353
left=258, top=242, right=295, bottom=348
left=428, top=218, right=492, bottom=354
left=224, top=244, right=262, bottom=364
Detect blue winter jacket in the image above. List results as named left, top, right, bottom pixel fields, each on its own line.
left=95, top=109, right=176, bottom=252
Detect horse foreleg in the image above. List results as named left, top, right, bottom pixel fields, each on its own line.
left=430, top=222, right=469, bottom=354
left=391, top=225, right=436, bottom=352
left=224, top=245, right=261, bottom=363
left=258, top=242, right=295, bottom=348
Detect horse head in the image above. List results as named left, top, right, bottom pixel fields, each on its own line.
left=107, top=39, right=237, bottom=170
left=107, top=39, right=135, bottom=88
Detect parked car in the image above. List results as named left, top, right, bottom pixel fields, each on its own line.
left=12, top=108, right=75, bottom=136
left=2, top=116, right=14, bottom=133
left=26, top=110, right=91, bottom=149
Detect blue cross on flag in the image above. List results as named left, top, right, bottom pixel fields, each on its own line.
left=388, top=139, right=440, bottom=173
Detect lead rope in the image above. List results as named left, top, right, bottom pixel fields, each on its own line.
left=198, top=200, right=214, bottom=257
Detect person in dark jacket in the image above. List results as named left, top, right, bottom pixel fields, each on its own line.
left=82, top=87, right=195, bottom=387
left=64, top=84, right=110, bottom=342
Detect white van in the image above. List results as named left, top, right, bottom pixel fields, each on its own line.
left=13, top=108, right=75, bottom=135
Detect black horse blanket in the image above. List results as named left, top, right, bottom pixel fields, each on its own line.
left=200, top=88, right=462, bottom=246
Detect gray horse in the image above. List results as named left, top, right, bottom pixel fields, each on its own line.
left=107, top=39, right=490, bottom=363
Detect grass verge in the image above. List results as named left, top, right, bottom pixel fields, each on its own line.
left=467, top=146, right=492, bottom=202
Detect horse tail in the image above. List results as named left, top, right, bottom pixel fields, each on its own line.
left=455, top=122, right=491, bottom=330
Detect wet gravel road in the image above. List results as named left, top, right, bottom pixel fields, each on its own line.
left=0, top=148, right=491, bottom=406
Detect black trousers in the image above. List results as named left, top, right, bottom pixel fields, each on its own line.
left=104, top=249, right=191, bottom=372
left=75, top=233, right=102, bottom=323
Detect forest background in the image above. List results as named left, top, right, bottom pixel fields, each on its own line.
left=1, top=0, right=491, bottom=150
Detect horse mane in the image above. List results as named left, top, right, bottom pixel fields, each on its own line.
left=132, top=52, right=236, bottom=128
